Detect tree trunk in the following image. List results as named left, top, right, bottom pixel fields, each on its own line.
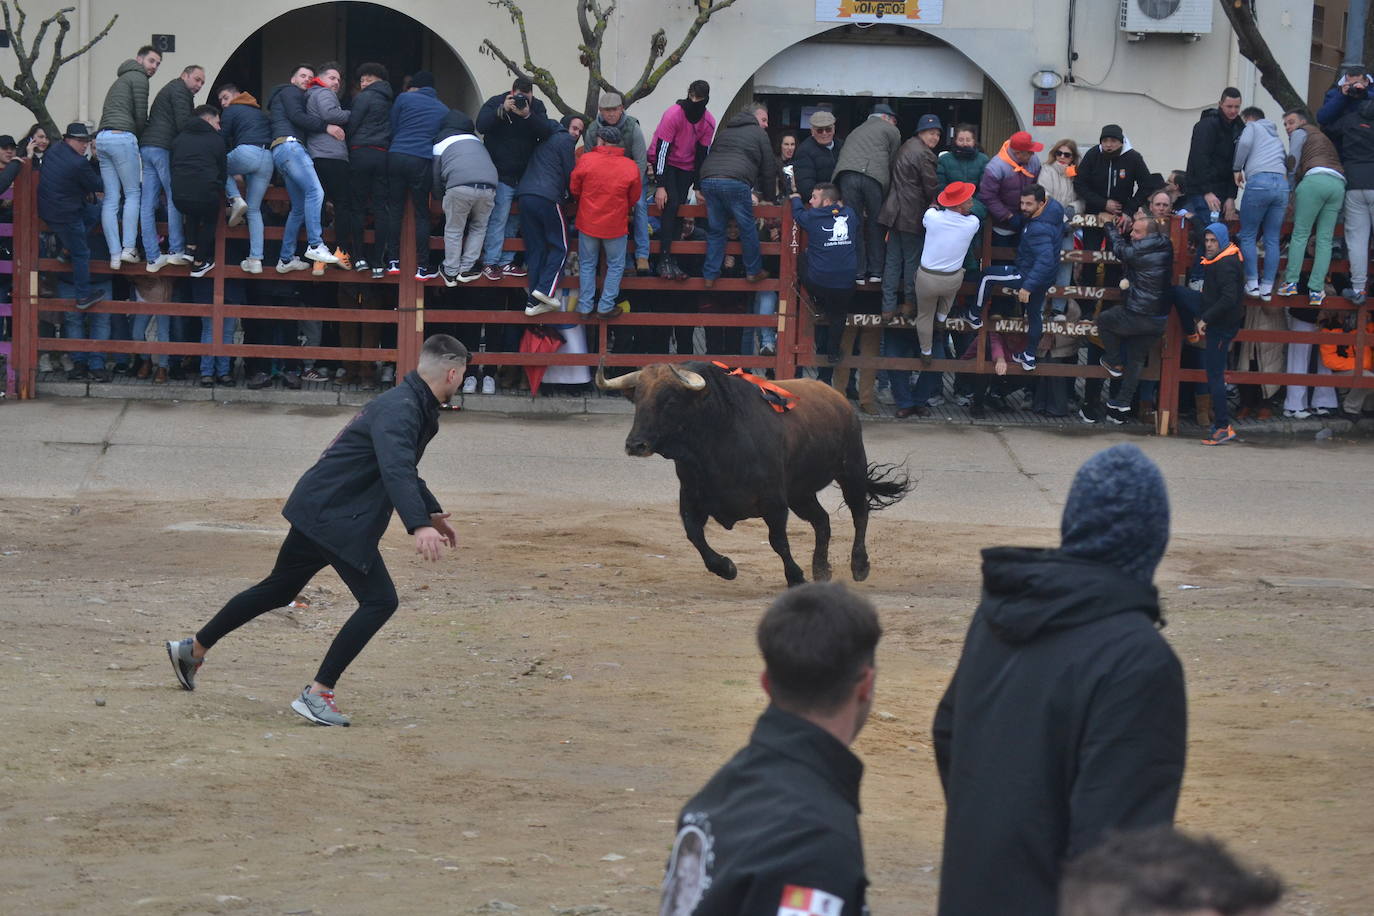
left=1217, top=0, right=1304, bottom=112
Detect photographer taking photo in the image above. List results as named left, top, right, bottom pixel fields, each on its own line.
left=477, top=77, right=554, bottom=278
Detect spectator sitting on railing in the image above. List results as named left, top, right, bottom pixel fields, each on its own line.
left=1276, top=107, right=1344, bottom=307
left=264, top=63, right=340, bottom=273
left=171, top=105, right=227, bottom=279
left=1096, top=213, right=1173, bottom=424
left=304, top=62, right=357, bottom=272
left=39, top=122, right=103, bottom=312
left=648, top=79, right=715, bottom=282
left=477, top=77, right=555, bottom=280
left=569, top=124, right=640, bottom=319
left=1173, top=222, right=1245, bottom=445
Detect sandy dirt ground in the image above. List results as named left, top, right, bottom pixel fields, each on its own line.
left=1, top=484, right=1371, bottom=915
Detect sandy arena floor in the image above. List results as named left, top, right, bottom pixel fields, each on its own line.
left=0, top=403, right=1371, bottom=915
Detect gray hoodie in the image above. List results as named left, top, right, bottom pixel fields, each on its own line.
left=1232, top=118, right=1287, bottom=180
left=305, top=84, right=350, bottom=161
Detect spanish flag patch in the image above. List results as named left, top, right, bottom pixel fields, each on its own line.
left=778, top=884, right=844, bottom=916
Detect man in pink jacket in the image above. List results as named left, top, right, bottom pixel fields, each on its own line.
left=649, top=79, right=716, bottom=279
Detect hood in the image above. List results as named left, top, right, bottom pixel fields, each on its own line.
left=306, top=77, right=331, bottom=91
left=228, top=91, right=260, bottom=109
left=434, top=108, right=476, bottom=141
left=1252, top=118, right=1281, bottom=142
left=117, top=59, right=145, bottom=78
left=363, top=80, right=395, bottom=102
left=1031, top=196, right=1065, bottom=226
left=182, top=117, right=218, bottom=135
left=590, top=144, right=626, bottom=158
left=978, top=547, right=1161, bottom=645
left=1205, top=220, right=1230, bottom=249
left=409, top=86, right=438, bottom=101
left=723, top=111, right=759, bottom=130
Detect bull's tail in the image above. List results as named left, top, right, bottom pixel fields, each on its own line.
left=864, top=462, right=912, bottom=511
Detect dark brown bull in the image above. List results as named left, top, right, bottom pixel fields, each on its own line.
left=597, top=360, right=910, bottom=585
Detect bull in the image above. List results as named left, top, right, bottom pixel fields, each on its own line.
left=597, top=360, right=910, bottom=586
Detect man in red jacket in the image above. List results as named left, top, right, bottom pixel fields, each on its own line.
left=569, top=125, right=641, bottom=317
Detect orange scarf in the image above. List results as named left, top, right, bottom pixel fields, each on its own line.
left=1200, top=243, right=1242, bottom=265
left=996, top=142, right=1036, bottom=179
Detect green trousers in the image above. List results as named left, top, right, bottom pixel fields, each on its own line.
left=1284, top=172, right=1345, bottom=291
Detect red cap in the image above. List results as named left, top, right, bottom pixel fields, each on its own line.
left=1008, top=131, right=1043, bottom=153
left=936, top=181, right=976, bottom=208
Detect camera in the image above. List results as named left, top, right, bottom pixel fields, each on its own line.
left=512, top=93, right=529, bottom=111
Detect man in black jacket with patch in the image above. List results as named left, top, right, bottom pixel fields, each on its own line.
left=933, top=443, right=1185, bottom=916
left=660, top=582, right=877, bottom=916
left=1074, top=123, right=1158, bottom=259
left=165, top=334, right=471, bottom=727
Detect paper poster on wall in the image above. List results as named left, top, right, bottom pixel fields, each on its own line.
left=816, top=0, right=944, bottom=24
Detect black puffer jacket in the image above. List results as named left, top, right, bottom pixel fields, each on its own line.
left=791, top=135, right=843, bottom=200
left=476, top=91, right=554, bottom=185
left=141, top=78, right=196, bottom=151
left=699, top=111, right=776, bottom=193
left=170, top=117, right=227, bottom=204
left=1105, top=223, right=1173, bottom=317
left=264, top=82, right=326, bottom=141
left=1074, top=145, right=1157, bottom=215
left=347, top=78, right=393, bottom=150
left=1200, top=245, right=1245, bottom=330
left=1185, top=108, right=1242, bottom=201
left=1329, top=98, right=1374, bottom=191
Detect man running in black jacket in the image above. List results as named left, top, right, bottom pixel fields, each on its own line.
left=165, top=334, right=470, bottom=726
left=660, top=583, right=878, bottom=915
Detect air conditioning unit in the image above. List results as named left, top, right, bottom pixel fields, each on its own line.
left=1120, top=0, right=1213, bottom=37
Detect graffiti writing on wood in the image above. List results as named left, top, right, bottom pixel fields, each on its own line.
left=999, top=285, right=1107, bottom=300
left=843, top=313, right=1099, bottom=336
left=1062, top=249, right=1119, bottom=263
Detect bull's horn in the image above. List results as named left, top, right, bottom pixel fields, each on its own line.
left=596, top=363, right=642, bottom=390
left=669, top=365, right=706, bottom=391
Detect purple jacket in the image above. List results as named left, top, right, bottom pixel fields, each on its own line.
left=978, top=142, right=1043, bottom=230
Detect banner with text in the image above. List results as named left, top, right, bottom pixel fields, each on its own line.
left=816, top=0, right=944, bottom=24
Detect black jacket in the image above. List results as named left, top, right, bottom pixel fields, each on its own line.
left=265, top=82, right=326, bottom=142
left=1328, top=99, right=1374, bottom=191
left=1200, top=246, right=1245, bottom=330
left=1074, top=145, right=1157, bottom=215
left=933, top=548, right=1186, bottom=916
left=37, top=141, right=102, bottom=225
left=347, top=79, right=394, bottom=151
left=282, top=371, right=444, bottom=572
left=221, top=96, right=272, bottom=150
left=699, top=110, right=777, bottom=194
left=1185, top=108, right=1243, bottom=201
left=170, top=118, right=227, bottom=204
left=141, top=78, right=196, bottom=151
left=662, top=705, right=868, bottom=915
left=1105, top=223, right=1173, bottom=317
left=476, top=91, right=554, bottom=186
left=515, top=125, right=576, bottom=202
left=792, top=135, right=843, bottom=201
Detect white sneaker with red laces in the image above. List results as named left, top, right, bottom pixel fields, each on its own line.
left=291, top=686, right=350, bottom=726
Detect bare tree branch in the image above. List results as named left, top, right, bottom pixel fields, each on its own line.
left=0, top=1, right=118, bottom=138
left=1217, top=0, right=1303, bottom=112
left=623, top=0, right=739, bottom=106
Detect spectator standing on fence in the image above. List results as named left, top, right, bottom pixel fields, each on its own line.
left=934, top=443, right=1185, bottom=916
left=1036, top=137, right=1083, bottom=315
left=432, top=109, right=498, bottom=287
left=1074, top=124, right=1154, bottom=276
left=97, top=45, right=160, bottom=269
left=140, top=64, right=201, bottom=272
left=1316, top=66, right=1372, bottom=143
left=877, top=113, right=942, bottom=317
left=346, top=63, right=393, bottom=278
left=171, top=105, right=227, bottom=281
left=265, top=64, right=340, bottom=273
left=165, top=335, right=470, bottom=727
left=583, top=92, right=650, bottom=276
left=832, top=103, right=900, bottom=286
left=1097, top=214, right=1172, bottom=423
left=40, top=123, right=104, bottom=317
left=659, top=583, right=877, bottom=916
left=517, top=115, right=581, bottom=316
left=569, top=124, right=640, bottom=318
left=1276, top=108, right=1344, bottom=307
left=385, top=71, right=448, bottom=279
left=1174, top=222, right=1245, bottom=444
left=979, top=130, right=1043, bottom=252
left=793, top=109, right=842, bottom=204
left=1185, top=87, right=1243, bottom=224
left=218, top=85, right=275, bottom=275
left=649, top=79, right=716, bottom=281
left=305, top=63, right=357, bottom=271
left=476, top=77, right=553, bottom=280
left=699, top=102, right=774, bottom=288
left=1329, top=95, right=1374, bottom=305
left=790, top=181, right=857, bottom=363
left=906, top=182, right=980, bottom=372
left=1232, top=107, right=1289, bottom=301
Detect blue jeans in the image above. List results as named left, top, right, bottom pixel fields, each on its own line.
left=57, top=278, right=113, bottom=369
left=481, top=182, right=519, bottom=267
left=272, top=140, right=324, bottom=261
left=577, top=233, right=628, bottom=313
left=1204, top=324, right=1239, bottom=429
left=130, top=312, right=170, bottom=368
left=632, top=194, right=650, bottom=260
left=139, top=146, right=185, bottom=257
left=1237, top=172, right=1287, bottom=288
left=50, top=206, right=98, bottom=301
left=885, top=328, right=921, bottom=408
left=701, top=178, right=762, bottom=280
left=97, top=130, right=141, bottom=256
left=753, top=290, right=777, bottom=352
left=199, top=317, right=236, bottom=377
left=226, top=144, right=275, bottom=260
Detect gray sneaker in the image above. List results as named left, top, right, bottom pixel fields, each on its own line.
left=291, top=686, right=351, bottom=727
left=165, top=638, right=203, bottom=690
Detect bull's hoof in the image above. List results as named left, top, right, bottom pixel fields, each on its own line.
left=785, top=566, right=807, bottom=587
left=851, top=556, right=871, bottom=582
left=709, top=557, right=738, bottom=580
left=812, top=564, right=833, bottom=582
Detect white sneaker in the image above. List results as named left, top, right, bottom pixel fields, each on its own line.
left=38, top=353, right=53, bottom=373
left=1283, top=408, right=1311, bottom=419
left=227, top=197, right=249, bottom=227
left=1244, top=283, right=1261, bottom=297
left=462, top=375, right=477, bottom=394
left=276, top=257, right=310, bottom=273
left=240, top=257, right=262, bottom=274
left=524, top=300, right=561, bottom=317
left=304, top=243, right=339, bottom=264
left=119, top=247, right=141, bottom=264
left=1258, top=282, right=1273, bottom=302
left=481, top=375, right=496, bottom=395
left=146, top=254, right=169, bottom=273
left=165, top=252, right=194, bottom=266
left=109, top=257, right=121, bottom=270
left=379, top=364, right=395, bottom=384
left=532, top=290, right=560, bottom=308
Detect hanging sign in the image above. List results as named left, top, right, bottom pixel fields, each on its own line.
left=816, top=0, right=944, bottom=24
left=1033, top=88, right=1057, bottom=126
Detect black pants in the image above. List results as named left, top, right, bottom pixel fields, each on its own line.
left=519, top=194, right=567, bottom=302
left=314, top=157, right=359, bottom=257
left=836, top=171, right=884, bottom=278
left=807, top=282, right=856, bottom=359
left=657, top=166, right=695, bottom=258
left=176, top=196, right=219, bottom=264
left=1096, top=306, right=1165, bottom=405
left=350, top=146, right=389, bottom=265
left=196, top=526, right=399, bottom=688
left=385, top=152, right=432, bottom=267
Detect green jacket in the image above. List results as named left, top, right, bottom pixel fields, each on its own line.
left=140, top=78, right=195, bottom=150
left=98, top=59, right=150, bottom=136
left=937, top=148, right=991, bottom=268
left=832, top=115, right=902, bottom=191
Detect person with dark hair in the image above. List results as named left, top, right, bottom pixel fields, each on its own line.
left=385, top=70, right=448, bottom=278
left=1277, top=107, right=1345, bottom=309
left=265, top=63, right=341, bottom=272
left=1232, top=106, right=1288, bottom=300
left=1061, top=826, right=1284, bottom=916
left=1172, top=222, right=1245, bottom=444
left=649, top=79, right=716, bottom=279
left=517, top=114, right=582, bottom=315
left=659, top=582, right=879, bottom=916
left=304, top=61, right=357, bottom=270
left=877, top=113, right=942, bottom=315
left=170, top=105, right=227, bottom=280
left=477, top=77, right=555, bottom=279
left=699, top=101, right=775, bottom=286
left=1185, top=87, right=1243, bottom=224
left=165, top=334, right=471, bottom=727
left=569, top=123, right=641, bottom=316
left=1096, top=213, right=1173, bottom=422
left=1315, top=64, right=1372, bottom=138
left=433, top=108, right=498, bottom=286
left=140, top=64, right=204, bottom=271
left=218, top=83, right=274, bottom=275
left=1074, top=124, right=1156, bottom=263
left=832, top=103, right=901, bottom=285
left=96, top=45, right=161, bottom=269
left=789, top=181, right=858, bottom=365
left=19, top=123, right=50, bottom=167
left=347, top=62, right=393, bottom=277
left=933, top=443, right=1186, bottom=916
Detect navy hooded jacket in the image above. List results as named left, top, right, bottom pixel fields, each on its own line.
left=515, top=124, right=576, bottom=203
left=1014, top=196, right=1066, bottom=294
left=388, top=87, right=448, bottom=159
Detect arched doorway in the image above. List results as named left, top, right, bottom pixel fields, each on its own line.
left=733, top=24, right=1019, bottom=154
left=212, top=2, right=479, bottom=115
